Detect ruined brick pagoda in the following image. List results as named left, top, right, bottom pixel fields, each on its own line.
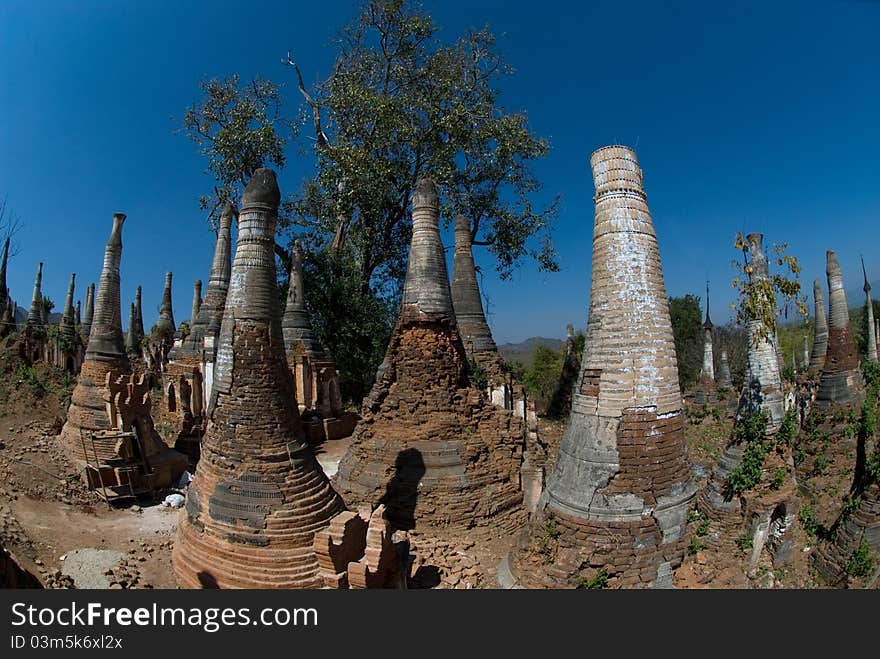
left=174, top=169, right=352, bottom=588
left=59, top=213, right=186, bottom=490
left=699, top=233, right=798, bottom=570
left=809, top=279, right=828, bottom=371
left=504, top=146, right=696, bottom=588
left=282, top=240, right=356, bottom=442
left=334, top=178, right=527, bottom=534
left=815, top=250, right=863, bottom=407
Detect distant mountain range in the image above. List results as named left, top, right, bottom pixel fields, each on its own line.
left=498, top=336, right=565, bottom=366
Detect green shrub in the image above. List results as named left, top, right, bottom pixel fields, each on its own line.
left=845, top=541, right=876, bottom=578
left=574, top=569, right=609, bottom=590
left=798, top=504, right=818, bottom=537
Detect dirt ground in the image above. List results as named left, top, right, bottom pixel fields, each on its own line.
left=0, top=348, right=873, bottom=589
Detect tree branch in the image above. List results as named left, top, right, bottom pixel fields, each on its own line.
left=282, top=51, right=330, bottom=149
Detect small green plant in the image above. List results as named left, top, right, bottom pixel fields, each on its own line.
left=845, top=540, right=876, bottom=578
left=725, top=410, right=770, bottom=495
left=798, top=503, right=817, bottom=537
left=687, top=507, right=701, bottom=524
left=468, top=358, right=488, bottom=391
left=687, top=537, right=703, bottom=556
left=574, top=568, right=609, bottom=589
left=696, top=518, right=710, bottom=537
left=537, top=516, right=561, bottom=564
left=770, top=468, right=787, bottom=490
left=793, top=444, right=806, bottom=467
left=736, top=534, right=753, bottom=552
left=811, top=452, right=828, bottom=476
left=16, top=364, right=47, bottom=398
left=841, top=495, right=862, bottom=521
left=776, top=409, right=797, bottom=446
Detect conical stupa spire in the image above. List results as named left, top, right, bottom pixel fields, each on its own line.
left=816, top=250, right=862, bottom=406
left=184, top=201, right=235, bottom=354
left=335, top=175, right=525, bottom=533
left=81, top=283, right=95, bottom=337
left=452, top=214, right=496, bottom=353
left=86, top=213, right=126, bottom=360
left=401, top=179, right=454, bottom=319
left=157, top=272, right=175, bottom=333
left=58, top=272, right=77, bottom=344
left=75, top=300, right=81, bottom=327
left=0, top=237, right=9, bottom=312
left=700, top=233, right=791, bottom=541
left=125, top=302, right=140, bottom=355
left=26, top=262, right=43, bottom=328
left=0, top=297, right=14, bottom=336
left=810, top=278, right=828, bottom=370
left=862, top=256, right=877, bottom=363
left=281, top=240, right=325, bottom=357
left=507, top=146, right=694, bottom=589
left=133, top=285, right=144, bottom=345
left=174, top=169, right=343, bottom=589
left=702, top=281, right=715, bottom=381
left=190, top=280, right=202, bottom=326
left=741, top=233, right=785, bottom=427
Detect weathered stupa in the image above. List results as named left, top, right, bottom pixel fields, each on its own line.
left=25, top=262, right=43, bottom=329
left=55, top=272, right=82, bottom=372
left=0, top=237, right=9, bottom=315
left=451, top=214, right=496, bottom=355
left=190, top=280, right=202, bottom=327
left=334, top=178, right=527, bottom=534
left=125, top=302, right=140, bottom=356
left=188, top=202, right=235, bottom=349
left=133, top=286, right=144, bottom=346
left=152, top=272, right=176, bottom=359
left=80, top=282, right=95, bottom=340
left=816, top=250, right=862, bottom=407
left=173, top=169, right=345, bottom=589
left=862, top=258, right=877, bottom=363
left=809, top=279, right=828, bottom=371
left=505, top=146, right=695, bottom=588
left=699, top=233, right=797, bottom=569
left=702, top=286, right=715, bottom=379
left=718, top=350, right=732, bottom=390
left=59, top=213, right=131, bottom=463
left=696, top=283, right=716, bottom=404
left=281, top=240, right=355, bottom=441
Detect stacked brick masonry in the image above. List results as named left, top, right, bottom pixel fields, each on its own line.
left=334, top=317, right=526, bottom=536
left=173, top=320, right=344, bottom=589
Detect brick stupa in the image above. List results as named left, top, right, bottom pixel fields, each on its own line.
left=334, top=178, right=526, bottom=534
left=505, top=145, right=695, bottom=589
left=809, top=278, right=828, bottom=371
left=282, top=240, right=356, bottom=441
left=173, top=169, right=346, bottom=589
left=816, top=250, right=862, bottom=407
left=59, top=214, right=132, bottom=464
left=699, top=233, right=798, bottom=569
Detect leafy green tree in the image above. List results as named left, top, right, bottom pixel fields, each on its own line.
left=669, top=294, right=703, bottom=391
left=730, top=232, right=807, bottom=345
left=181, top=0, right=559, bottom=402
left=522, top=346, right=563, bottom=410
left=181, top=75, right=295, bottom=248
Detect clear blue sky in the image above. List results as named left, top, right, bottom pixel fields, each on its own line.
left=1, top=0, right=878, bottom=344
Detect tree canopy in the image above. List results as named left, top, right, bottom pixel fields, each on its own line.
left=181, top=0, right=559, bottom=401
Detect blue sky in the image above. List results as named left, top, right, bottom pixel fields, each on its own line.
left=1, top=0, right=878, bottom=343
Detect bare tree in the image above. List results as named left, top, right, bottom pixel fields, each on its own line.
left=0, top=197, right=23, bottom=255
